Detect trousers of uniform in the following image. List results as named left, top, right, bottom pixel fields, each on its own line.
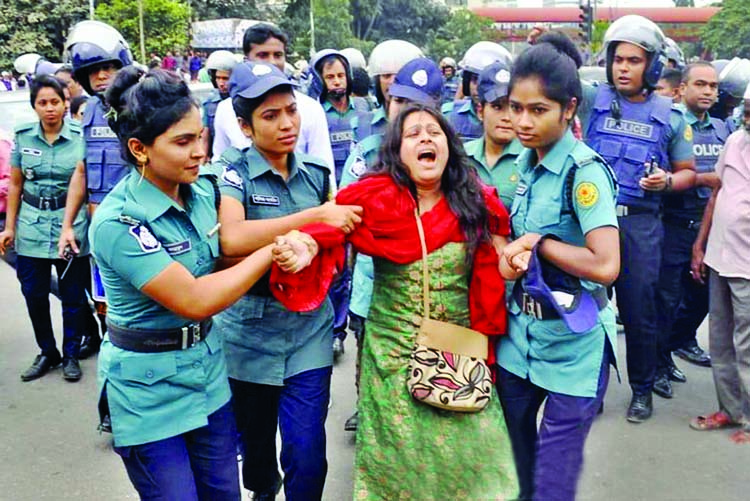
left=708, top=269, right=750, bottom=423
left=330, top=264, right=352, bottom=341
left=615, top=213, right=663, bottom=393
left=15, top=255, right=89, bottom=359
left=656, top=220, right=707, bottom=371
left=114, top=401, right=241, bottom=501
left=348, top=311, right=366, bottom=393
left=230, top=366, right=331, bottom=501
left=497, top=349, right=610, bottom=501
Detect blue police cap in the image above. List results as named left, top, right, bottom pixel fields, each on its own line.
left=228, top=61, right=296, bottom=99
left=523, top=236, right=601, bottom=334
left=388, top=58, right=444, bottom=106
left=477, top=61, right=512, bottom=104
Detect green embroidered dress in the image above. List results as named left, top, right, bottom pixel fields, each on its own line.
left=354, top=242, right=519, bottom=500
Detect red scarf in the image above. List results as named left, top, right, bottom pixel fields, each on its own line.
left=270, top=175, right=509, bottom=352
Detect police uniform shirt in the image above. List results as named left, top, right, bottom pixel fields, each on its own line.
left=12, top=119, right=89, bottom=258
left=201, top=88, right=222, bottom=128
left=338, top=119, right=386, bottom=319
left=663, top=108, right=726, bottom=220
left=464, top=137, right=523, bottom=211
left=210, top=90, right=336, bottom=185
left=339, top=108, right=387, bottom=189
left=441, top=98, right=483, bottom=141
left=214, top=146, right=334, bottom=386
left=90, top=170, right=229, bottom=447
left=497, top=130, right=619, bottom=398
left=322, top=99, right=358, bottom=182
left=578, top=83, right=694, bottom=163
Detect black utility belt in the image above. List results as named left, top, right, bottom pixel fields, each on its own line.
left=22, top=191, right=66, bottom=210
left=107, top=319, right=212, bottom=353
left=513, top=286, right=608, bottom=322
left=615, top=204, right=658, bottom=217
left=663, top=217, right=702, bottom=230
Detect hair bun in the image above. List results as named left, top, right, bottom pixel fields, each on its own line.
left=537, top=32, right=583, bottom=69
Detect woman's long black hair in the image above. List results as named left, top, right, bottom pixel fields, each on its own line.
left=373, top=103, right=491, bottom=261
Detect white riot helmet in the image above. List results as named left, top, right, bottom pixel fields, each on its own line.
left=368, top=40, right=423, bottom=77
left=14, top=53, right=44, bottom=75
left=459, top=42, right=512, bottom=75
left=341, top=48, right=367, bottom=70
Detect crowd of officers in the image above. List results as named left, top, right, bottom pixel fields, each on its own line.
left=1, top=13, right=749, bottom=501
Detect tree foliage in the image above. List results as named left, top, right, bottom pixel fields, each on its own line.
left=95, top=0, right=191, bottom=62
left=429, top=9, right=496, bottom=60
left=191, top=0, right=261, bottom=21
left=702, top=0, right=750, bottom=59
left=0, top=0, right=88, bottom=70
left=350, top=0, right=449, bottom=49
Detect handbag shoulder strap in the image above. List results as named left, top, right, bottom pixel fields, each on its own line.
left=414, top=208, right=431, bottom=320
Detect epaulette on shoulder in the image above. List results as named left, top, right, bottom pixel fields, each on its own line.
left=14, top=121, right=35, bottom=134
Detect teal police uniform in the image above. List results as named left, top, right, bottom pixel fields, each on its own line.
left=464, top=137, right=523, bottom=210
left=12, top=119, right=91, bottom=366
left=340, top=127, right=386, bottom=320
left=212, top=146, right=334, bottom=385
left=12, top=120, right=89, bottom=258
left=212, top=144, right=334, bottom=499
left=497, top=130, right=619, bottom=398
left=495, top=130, right=620, bottom=501
left=90, top=170, right=230, bottom=447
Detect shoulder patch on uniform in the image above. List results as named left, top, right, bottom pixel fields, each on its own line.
left=128, top=225, right=162, bottom=253
left=575, top=182, right=599, bottom=208
left=684, top=123, right=693, bottom=142
left=349, top=156, right=368, bottom=178
left=221, top=165, right=243, bottom=189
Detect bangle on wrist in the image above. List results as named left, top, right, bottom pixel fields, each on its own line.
left=664, top=173, right=673, bottom=192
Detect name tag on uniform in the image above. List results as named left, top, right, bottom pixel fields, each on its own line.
left=251, top=194, right=280, bottom=206
left=164, top=239, right=192, bottom=256
left=21, top=147, right=42, bottom=156
left=515, top=183, right=528, bottom=196
left=330, top=131, right=353, bottom=143
left=90, top=126, right=117, bottom=138
left=602, top=118, right=653, bottom=139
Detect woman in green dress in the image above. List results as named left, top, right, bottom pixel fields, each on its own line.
left=272, top=104, right=519, bottom=500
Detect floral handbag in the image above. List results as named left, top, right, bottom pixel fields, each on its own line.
left=407, top=209, right=493, bottom=413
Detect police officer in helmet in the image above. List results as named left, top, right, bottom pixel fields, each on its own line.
left=439, top=56, right=459, bottom=105
left=310, top=49, right=369, bottom=361
left=58, top=20, right=133, bottom=362
left=202, top=50, right=237, bottom=160
left=578, top=15, right=696, bottom=423
left=442, top=41, right=513, bottom=141
left=655, top=62, right=726, bottom=394
left=712, top=57, right=750, bottom=131
left=367, top=39, right=423, bottom=109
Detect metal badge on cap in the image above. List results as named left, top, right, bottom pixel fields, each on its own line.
left=253, top=64, right=273, bottom=76
left=495, top=69, right=510, bottom=84
left=411, top=69, right=428, bottom=87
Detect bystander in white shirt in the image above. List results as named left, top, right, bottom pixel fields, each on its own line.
left=212, top=90, right=336, bottom=191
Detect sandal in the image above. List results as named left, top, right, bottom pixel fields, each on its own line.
left=729, top=426, right=750, bottom=444
left=689, top=411, right=739, bottom=431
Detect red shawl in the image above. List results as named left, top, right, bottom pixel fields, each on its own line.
left=270, top=175, right=509, bottom=357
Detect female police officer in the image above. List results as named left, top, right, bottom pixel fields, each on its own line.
left=0, top=75, right=90, bottom=382
left=497, top=34, right=620, bottom=501
left=89, top=67, right=304, bottom=500
left=211, top=61, right=362, bottom=500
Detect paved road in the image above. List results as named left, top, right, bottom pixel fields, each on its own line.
left=0, top=259, right=746, bottom=500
